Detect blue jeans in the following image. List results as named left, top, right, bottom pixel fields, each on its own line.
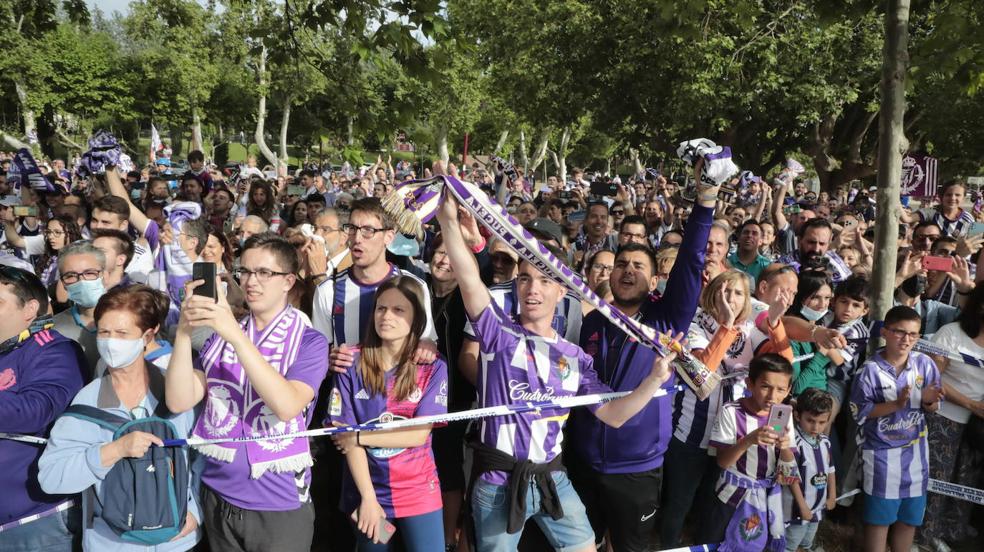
left=785, top=521, right=819, bottom=551
left=356, top=509, right=444, bottom=552
left=0, top=506, right=80, bottom=552
left=471, top=472, right=594, bottom=552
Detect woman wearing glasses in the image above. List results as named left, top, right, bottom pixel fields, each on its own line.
left=2, top=213, right=83, bottom=288
left=327, top=276, right=448, bottom=551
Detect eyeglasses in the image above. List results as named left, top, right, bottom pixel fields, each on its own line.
left=885, top=328, right=920, bottom=341
left=316, top=225, right=339, bottom=234
left=934, top=249, right=956, bottom=257
left=620, top=231, right=646, bottom=241
left=611, top=210, right=625, bottom=216
left=234, top=267, right=292, bottom=282
left=914, top=234, right=940, bottom=242
left=45, top=229, right=65, bottom=237
left=61, top=269, right=101, bottom=285
left=342, top=224, right=390, bottom=238
left=590, top=263, right=614, bottom=273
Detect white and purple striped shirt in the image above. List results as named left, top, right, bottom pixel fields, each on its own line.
left=469, top=302, right=609, bottom=486
left=782, top=428, right=834, bottom=525
left=463, top=281, right=582, bottom=343
left=312, top=264, right=436, bottom=347
left=919, top=208, right=974, bottom=238
left=849, top=350, right=940, bottom=499
left=710, top=399, right=796, bottom=507
left=672, top=309, right=771, bottom=449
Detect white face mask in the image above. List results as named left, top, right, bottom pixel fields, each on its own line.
left=97, top=337, right=145, bottom=369
left=800, top=305, right=828, bottom=323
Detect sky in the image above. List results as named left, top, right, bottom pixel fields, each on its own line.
left=84, top=1, right=211, bottom=17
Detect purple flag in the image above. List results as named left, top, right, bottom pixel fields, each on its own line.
left=8, top=149, right=57, bottom=193
left=900, top=154, right=939, bottom=198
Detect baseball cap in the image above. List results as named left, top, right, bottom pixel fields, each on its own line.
left=525, top=218, right=563, bottom=244
left=155, top=158, right=171, bottom=167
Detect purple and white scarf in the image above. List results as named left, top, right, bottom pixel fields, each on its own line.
left=76, top=130, right=122, bottom=179
left=718, top=471, right=786, bottom=552
left=192, top=305, right=313, bottom=478
left=152, top=201, right=201, bottom=312
left=8, top=148, right=58, bottom=193
left=381, top=175, right=720, bottom=399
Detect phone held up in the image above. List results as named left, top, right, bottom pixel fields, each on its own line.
left=192, top=262, right=218, bottom=302
left=766, top=403, right=792, bottom=436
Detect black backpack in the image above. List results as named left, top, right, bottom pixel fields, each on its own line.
left=62, top=403, right=189, bottom=545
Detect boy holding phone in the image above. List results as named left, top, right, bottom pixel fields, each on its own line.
left=706, top=354, right=798, bottom=551
left=783, top=388, right=837, bottom=552
left=849, top=306, right=942, bottom=552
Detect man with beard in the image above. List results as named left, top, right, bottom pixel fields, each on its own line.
left=779, top=218, right=852, bottom=283
left=573, top=202, right=617, bottom=271
left=566, top=161, right=719, bottom=552
left=728, top=219, right=772, bottom=284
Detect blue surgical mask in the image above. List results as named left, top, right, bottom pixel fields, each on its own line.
left=800, top=305, right=828, bottom=322
left=97, top=337, right=145, bottom=369
left=67, top=278, right=106, bottom=308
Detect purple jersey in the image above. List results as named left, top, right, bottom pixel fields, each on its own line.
left=849, top=350, right=940, bottom=499
left=329, top=350, right=447, bottom=518
left=470, top=303, right=610, bottom=485
left=709, top=399, right=796, bottom=507
left=312, top=264, right=435, bottom=347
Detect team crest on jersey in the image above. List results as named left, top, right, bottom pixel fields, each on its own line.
left=333, top=305, right=344, bottom=315
left=555, top=358, right=571, bottom=380
left=849, top=401, right=859, bottom=418
left=811, top=473, right=828, bottom=489
left=738, top=513, right=763, bottom=541
left=330, top=388, right=342, bottom=416
left=915, top=375, right=925, bottom=388
left=408, top=387, right=423, bottom=403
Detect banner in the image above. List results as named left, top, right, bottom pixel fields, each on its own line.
left=900, top=154, right=939, bottom=198
left=7, top=148, right=57, bottom=193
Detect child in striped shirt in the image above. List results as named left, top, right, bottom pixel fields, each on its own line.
left=783, top=388, right=837, bottom=552
left=707, top=354, right=798, bottom=551
left=849, top=306, right=942, bottom=552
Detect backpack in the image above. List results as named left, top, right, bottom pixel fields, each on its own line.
left=62, top=403, right=189, bottom=545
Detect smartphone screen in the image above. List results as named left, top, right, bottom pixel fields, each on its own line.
left=767, top=404, right=792, bottom=435
left=192, top=262, right=217, bottom=301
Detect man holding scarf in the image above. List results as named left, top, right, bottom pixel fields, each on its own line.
left=568, top=159, right=719, bottom=552
left=0, top=266, right=87, bottom=550
left=165, top=233, right=329, bottom=552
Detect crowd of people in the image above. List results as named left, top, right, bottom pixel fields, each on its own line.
left=1, top=144, right=983, bottom=552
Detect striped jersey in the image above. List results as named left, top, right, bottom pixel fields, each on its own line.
left=849, top=350, right=940, bottom=499
left=328, top=350, right=448, bottom=518
left=463, top=281, right=583, bottom=343
left=919, top=207, right=974, bottom=238
left=782, top=428, right=835, bottom=525
left=825, top=316, right=870, bottom=385
left=709, top=399, right=796, bottom=507
left=470, top=302, right=609, bottom=486
left=673, top=309, right=771, bottom=449
left=312, top=263, right=436, bottom=347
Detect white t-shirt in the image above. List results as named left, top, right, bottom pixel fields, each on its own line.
left=931, top=322, right=984, bottom=423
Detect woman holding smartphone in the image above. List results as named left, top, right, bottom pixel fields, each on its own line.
left=328, top=276, right=448, bottom=551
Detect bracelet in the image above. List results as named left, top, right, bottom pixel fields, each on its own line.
left=470, top=238, right=487, bottom=254
left=810, top=325, right=819, bottom=340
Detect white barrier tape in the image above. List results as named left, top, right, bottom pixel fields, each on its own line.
left=928, top=478, right=984, bottom=505
left=1, top=386, right=683, bottom=448
left=835, top=488, right=862, bottom=503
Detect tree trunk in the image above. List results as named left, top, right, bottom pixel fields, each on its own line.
left=556, top=127, right=571, bottom=182
left=279, top=97, right=292, bottom=166
left=0, top=131, right=29, bottom=150
left=436, top=126, right=450, bottom=164
left=518, top=129, right=529, bottom=171
left=869, top=0, right=910, bottom=353
left=493, top=130, right=509, bottom=155
left=190, top=108, right=203, bottom=153
left=346, top=116, right=354, bottom=146
left=529, top=130, right=549, bottom=173
left=253, top=44, right=280, bottom=170
left=169, top=128, right=184, bottom=158
left=13, top=79, right=38, bottom=155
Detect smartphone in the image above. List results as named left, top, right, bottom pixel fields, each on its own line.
left=590, top=181, right=617, bottom=197
left=922, top=255, right=954, bottom=272
left=13, top=205, right=37, bottom=217
left=287, top=184, right=306, bottom=197
left=351, top=510, right=396, bottom=544
left=192, top=262, right=217, bottom=301
left=766, top=404, right=792, bottom=435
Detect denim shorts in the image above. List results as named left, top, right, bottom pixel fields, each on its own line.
left=784, top=520, right=819, bottom=551
left=471, top=471, right=595, bottom=552
left=863, top=493, right=927, bottom=527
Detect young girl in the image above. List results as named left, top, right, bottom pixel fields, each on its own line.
left=329, top=276, right=448, bottom=551
left=788, top=271, right=842, bottom=397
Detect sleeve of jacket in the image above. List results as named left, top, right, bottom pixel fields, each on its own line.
left=656, top=204, right=714, bottom=333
